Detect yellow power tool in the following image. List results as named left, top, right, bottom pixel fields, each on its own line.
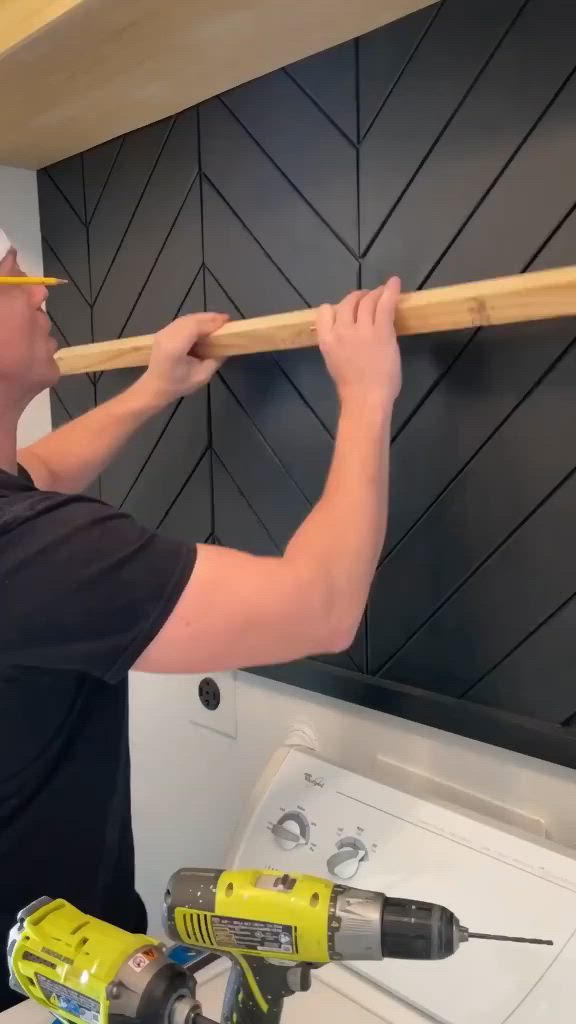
left=7, top=868, right=552, bottom=1024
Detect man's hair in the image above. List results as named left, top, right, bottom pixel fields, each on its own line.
left=0, top=229, right=11, bottom=262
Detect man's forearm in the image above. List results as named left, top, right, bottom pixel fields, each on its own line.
left=285, top=392, right=393, bottom=647
left=19, top=377, right=168, bottom=493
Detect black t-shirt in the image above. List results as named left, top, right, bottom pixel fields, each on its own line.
left=0, top=467, right=195, bottom=1010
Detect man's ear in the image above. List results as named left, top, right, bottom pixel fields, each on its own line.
left=0, top=248, right=21, bottom=275
left=0, top=228, right=12, bottom=263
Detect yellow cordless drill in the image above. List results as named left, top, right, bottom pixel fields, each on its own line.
left=7, top=868, right=551, bottom=1024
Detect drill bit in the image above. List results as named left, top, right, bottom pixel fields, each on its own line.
left=466, top=930, right=553, bottom=946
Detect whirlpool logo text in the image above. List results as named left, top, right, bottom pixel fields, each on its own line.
left=304, top=772, right=325, bottom=788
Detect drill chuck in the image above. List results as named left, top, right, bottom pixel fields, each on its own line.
left=380, top=898, right=463, bottom=960
left=378, top=897, right=553, bottom=959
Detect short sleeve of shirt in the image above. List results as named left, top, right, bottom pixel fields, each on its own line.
left=1, top=476, right=196, bottom=683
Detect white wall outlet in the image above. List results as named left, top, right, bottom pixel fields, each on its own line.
left=189, top=670, right=238, bottom=738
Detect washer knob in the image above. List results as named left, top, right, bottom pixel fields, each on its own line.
left=271, top=812, right=310, bottom=851
left=326, top=838, right=368, bottom=880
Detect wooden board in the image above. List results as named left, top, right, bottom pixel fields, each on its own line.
left=0, top=0, right=435, bottom=168
left=55, top=265, right=576, bottom=375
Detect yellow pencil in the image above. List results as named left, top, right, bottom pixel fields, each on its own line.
left=0, top=276, right=68, bottom=286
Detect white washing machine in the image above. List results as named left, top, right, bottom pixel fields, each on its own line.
left=197, top=745, right=576, bottom=1024
left=3, top=746, right=576, bottom=1024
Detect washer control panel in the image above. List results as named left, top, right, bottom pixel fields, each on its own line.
left=231, top=748, right=576, bottom=1024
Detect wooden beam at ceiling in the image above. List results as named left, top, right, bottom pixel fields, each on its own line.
left=0, top=0, right=435, bottom=169
left=0, top=1, right=83, bottom=56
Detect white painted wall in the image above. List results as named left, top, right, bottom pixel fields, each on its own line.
left=129, top=669, right=576, bottom=937
left=0, top=165, right=52, bottom=445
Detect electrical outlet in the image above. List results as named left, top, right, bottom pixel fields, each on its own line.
left=188, top=670, right=237, bottom=738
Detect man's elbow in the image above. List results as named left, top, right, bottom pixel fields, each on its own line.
left=298, top=581, right=360, bottom=656
left=278, top=557, right=362, bottom=659
left=322, top=618, right=359, bottom=654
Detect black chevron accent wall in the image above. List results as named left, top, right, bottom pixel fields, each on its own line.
left=38, top=0, right=576, bottom=768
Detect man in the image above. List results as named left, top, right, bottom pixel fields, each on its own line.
left=0, top=224, right=401, bottom=1009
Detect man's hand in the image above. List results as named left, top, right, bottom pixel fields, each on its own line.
left=140, top=311, right=230, bottom=406
left=315, top=279, right=402, bottom=407
left=18, top=311, right=229, bottom=494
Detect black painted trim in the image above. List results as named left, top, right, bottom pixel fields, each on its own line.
left=250, top=660, right=576, bottom=770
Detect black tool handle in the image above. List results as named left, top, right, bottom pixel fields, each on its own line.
left=221, top=956, right=311, bottom=1024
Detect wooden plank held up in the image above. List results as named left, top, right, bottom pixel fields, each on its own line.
left=55, top=265, right=576, bottom=377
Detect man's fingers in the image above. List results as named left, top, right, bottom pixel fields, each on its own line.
left=195, top=357, right=223, bottom=381
left=315, top=302, right=336, bottom=338
left=194, top=312, right=230, bottom=340
left=357, top=284, right=387, bottom=328
left=338, top=290, right=370, bottom=327
left=172, top=312, right=229, bottom=351
left=375, top=277, right=402, bottom=331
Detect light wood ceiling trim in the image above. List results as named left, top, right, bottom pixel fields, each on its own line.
left=0, top=0, right=83, bottom=56
left=0, top=0, right=434, bottom=169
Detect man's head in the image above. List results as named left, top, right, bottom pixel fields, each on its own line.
left=0, top=230, right=59, bottom=412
